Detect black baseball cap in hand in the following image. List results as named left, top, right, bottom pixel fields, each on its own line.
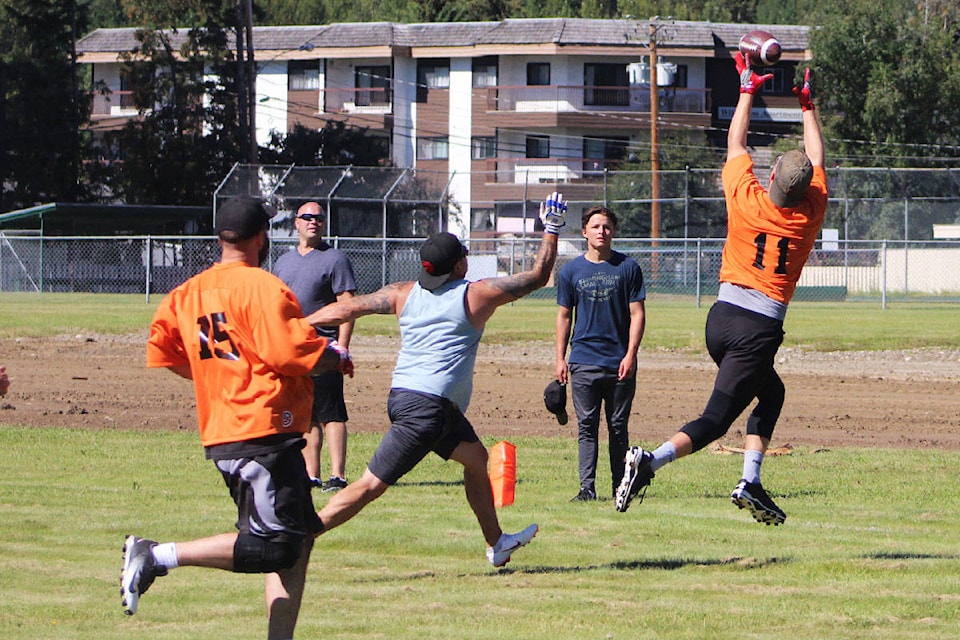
left=543, top=380, right=568, bottom=425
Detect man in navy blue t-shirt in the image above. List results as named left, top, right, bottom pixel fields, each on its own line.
left=555, top=206, right=646, bottom=501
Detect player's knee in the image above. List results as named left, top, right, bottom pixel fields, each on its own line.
left=681, top=390, right=737, bottom=451
left=233, top=534, right=303, bottom=573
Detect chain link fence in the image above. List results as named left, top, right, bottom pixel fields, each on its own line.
left=3, top=166, right=959, bottom=306
left=3, top=233, right=960, bottom=306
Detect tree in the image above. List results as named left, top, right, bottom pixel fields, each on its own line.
left=810, top=0, right=960, bottom=167
left=94, top=0, right=244, bottom=205
left=0, top=0, right=88, bottom=211
left=259, top=122, right=390, bottom=166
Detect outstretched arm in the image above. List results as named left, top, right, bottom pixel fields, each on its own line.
left=727, top=92, right=753, bottom=162
left=304, top=281, right=412, bottom=326
left=728, top=52, right=772, bottom=162
left=795, top=68, right=825, bottom=168
left=466, top=231, right=559, bottom=327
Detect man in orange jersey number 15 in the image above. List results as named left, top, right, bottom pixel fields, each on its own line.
left=123, top=195, right=351, bottom=640
left=615, top=56, right=827, bottom=526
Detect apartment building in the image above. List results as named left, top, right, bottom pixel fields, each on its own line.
left=77, top=18, right=811, bottom=238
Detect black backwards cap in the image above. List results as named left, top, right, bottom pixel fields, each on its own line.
left=418, top=232, right=468, bottom=291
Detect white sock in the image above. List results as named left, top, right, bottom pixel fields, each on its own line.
left=650, top=442, right=676, bottom=472
left=152, top=542, right=179, bottom=571
left=742, top=450, right=764, bottom=484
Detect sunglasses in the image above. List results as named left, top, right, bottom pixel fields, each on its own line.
left=297, top=213, right=323, bottom=222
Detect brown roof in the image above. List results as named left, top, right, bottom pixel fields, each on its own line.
left=77, top=18, right=811, bottom=56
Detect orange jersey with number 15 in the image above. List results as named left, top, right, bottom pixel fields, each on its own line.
left=720, top=154, right=828, bottom=304
left=146, top=261, right=327, bottom=447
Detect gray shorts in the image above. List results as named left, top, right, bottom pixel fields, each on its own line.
left=215, top=438, right=323, bottom=542
left=367, top=389, right=479, bottom=485
left=311, top=371, right=348, bottom=424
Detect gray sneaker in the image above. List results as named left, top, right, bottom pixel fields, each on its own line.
left=120, top=535, right=167, bottom=615
left=614, top=446, right=655, bottom=512
left=321, top=476, right=348, bottom=493
left=731, top=479, right=786, bottom=526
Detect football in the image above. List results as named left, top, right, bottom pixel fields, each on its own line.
left=738, top=30, right=781, bottom=67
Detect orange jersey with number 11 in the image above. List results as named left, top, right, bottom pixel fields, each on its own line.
left=147, top=261, right=327, bottom=447
left=720, top=154, right=828, bottom=304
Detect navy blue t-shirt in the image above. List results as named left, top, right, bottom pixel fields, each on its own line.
left=556, top=251, right=646, bottom=370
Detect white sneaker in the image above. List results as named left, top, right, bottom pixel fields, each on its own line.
left=486, top=524, right=538, bottom=567
left=120, top=535, right=166, bottom=615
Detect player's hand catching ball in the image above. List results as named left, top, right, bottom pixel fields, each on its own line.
left=793, top=67, right=815, bottom=111
left=540, top=191, right=567, bottom=235
left=734, top=52, right=773, bottom=95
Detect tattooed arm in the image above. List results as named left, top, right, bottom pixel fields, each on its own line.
left=304, top=281, right=414, bottom=327
left=465, top=231, right=558, bottom=329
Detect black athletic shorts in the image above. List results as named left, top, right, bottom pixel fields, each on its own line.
left=214, top=437, right=323, bottom=542
left=310, top=371, right=348, bottom=424
left=367, top=389, right=480, bottom=485
left=706, top=301, right=784, bottom=400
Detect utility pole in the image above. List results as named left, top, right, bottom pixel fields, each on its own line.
left=649, top=18, right=660, bottom=242
left=235, top=0, right=257, bottom=165
left=244, top=0, right=257, bottom=165
left=235, top=1, right=248, bottom=163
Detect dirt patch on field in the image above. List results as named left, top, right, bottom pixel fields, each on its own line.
left=2, top=334, right=960, bottom=450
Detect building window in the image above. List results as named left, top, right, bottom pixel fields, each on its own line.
left=584, top=63, right=628, bottom=106
left=418, top=60, right=450, bottom=89
left=473, top=57, right=498, bottom=87
left=674, top=64, right=688, bottom=88
left=525, top=135, right=550, bottom=159
left=583, top=136, right=628, bottom=171
left=472, top=136, right=497, bottom=159
left=762, top=67, right=787, bottom=94
left=526, top=62, right=550, bottom=86
left=288, top=60, right=320, bottom=91
left=417, top=59, right=449, bottom=102
left=417, top=137, right=449, bottom=160
left=355, top=65, right=391, bottom=106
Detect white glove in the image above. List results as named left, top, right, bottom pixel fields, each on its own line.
left=539, top=191, right=567, bottom=235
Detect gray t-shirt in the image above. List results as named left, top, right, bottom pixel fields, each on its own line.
left=273, top=242, right=357, bottom=340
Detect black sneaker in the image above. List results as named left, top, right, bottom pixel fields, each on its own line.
left=570, top=487, right=597, bottom=502
left=120, top=535, right=168, bottom=615
left=731, top=479, right=786, bottom=526
left=321, top=476, right=348, bottom=493
left=614, top=447, right=655, bottom=512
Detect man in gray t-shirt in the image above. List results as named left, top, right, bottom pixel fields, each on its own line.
left=273, top=201, right=357, bottom=493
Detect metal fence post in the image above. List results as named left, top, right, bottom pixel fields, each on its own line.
left=145, top=236, right=153, bottom=303
left=881, top=240, right=887, bottom=309
left=695, top=237, right=702, bottom=308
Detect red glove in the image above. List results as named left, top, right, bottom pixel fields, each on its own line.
left=734, top=52, right=773, bottom=95
left=793, top=67, right=815, bottom=111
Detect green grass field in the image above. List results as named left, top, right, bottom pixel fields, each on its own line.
left=1, top=293, right=959, bottom=638
left=2, top=291, right=960, bottom=351
left=1, top=429, right=958, bottom=639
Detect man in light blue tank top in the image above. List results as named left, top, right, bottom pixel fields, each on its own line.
left=304, top=193, right=566, bottom=567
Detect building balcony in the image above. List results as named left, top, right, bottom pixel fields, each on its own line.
left=322, top=86, right=393, bottom=114
left=481, top=156, right=625, bottom=184
left=483, top=85, right=711, bottom=129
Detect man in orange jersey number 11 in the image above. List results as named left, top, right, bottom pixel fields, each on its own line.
left=123, top=195, right=350, bottom=640
left=615, top=56, right=827, bottom=526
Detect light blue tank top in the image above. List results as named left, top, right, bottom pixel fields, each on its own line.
left=391, top=280, right=482, bottom=411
